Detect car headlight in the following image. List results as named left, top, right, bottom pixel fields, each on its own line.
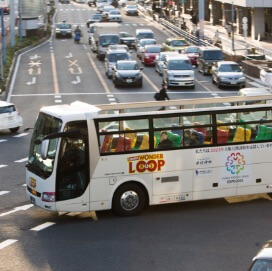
left=239, top=76, right=246, bottom=81
left=135, top=73, right=141, bottom=79
left=219, top=76, right=228, bottom=81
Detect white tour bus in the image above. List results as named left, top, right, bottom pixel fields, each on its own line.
left=26, top=95, right=272, bottom=216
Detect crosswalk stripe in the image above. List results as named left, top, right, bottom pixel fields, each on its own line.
left=0, top=239, right=18, bottom=250
left=0, top=191, right=10, bottom=196
left=30, top=222, right=56, bottom=231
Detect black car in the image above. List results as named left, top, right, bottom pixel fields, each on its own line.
left=3, top=7, right=9, bottom=14
left=86, top=13, right=102, bottom=27
left=112, top=60, right=143, bottom=87
left=119, top=32, right=136, bottom=48
left=88, top=0, right=96, bottom=6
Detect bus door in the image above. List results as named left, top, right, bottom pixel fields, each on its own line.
left=56, top=121, right=90, bottom=212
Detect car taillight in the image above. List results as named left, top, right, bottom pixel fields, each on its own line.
left=42, top=192, right=56, bottom=202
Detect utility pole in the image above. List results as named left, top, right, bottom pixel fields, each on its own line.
left=231, top=1, right=235, bottom=52
left=18, top=0, right=23, bottom=41
left=1, top=8, right=6, bottom=65
left=10, top=0, right=15, bottom=47
left=198, top=0, right=204, bottom=41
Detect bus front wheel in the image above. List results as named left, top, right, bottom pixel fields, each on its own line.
left=112, top=183, right=146, bottom=216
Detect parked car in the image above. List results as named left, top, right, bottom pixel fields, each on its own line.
left=141, top=44, right=162, bottom=66
left=136, top=38, right=157, bottom=58
left=107, top=9, right=122, bottom=22
left=162, top=38, right=188, bottom=52
left=197, top=46, right=223, bottom=75
left=248, top=240, right=272, bottom=271
left=155, top=51, right=180, bottom=75
left=211, top=61, right=246, bottom=88
left=55, top=21, right=72, bottom=38
left=125, top=5, right=138, bottom=15
left=112, top=60, right=143, bottom=87
left=183, top=46, right=199, bottom=66
left=105, top=49, right=131, bottom=78
left=119, top=32, right=136, bottom=48
left=86, top=13, right=102, bottom=27
left=0, top=101, right=23, bottom=133
left=162, top=55, right=195, bottom=88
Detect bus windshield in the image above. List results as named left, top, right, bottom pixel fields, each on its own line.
left=28, top=113, right=62, bottom=178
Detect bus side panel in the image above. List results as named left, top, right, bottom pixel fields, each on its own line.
left=193, top=166, right=237, bottom=201
left=237, top=163, right=272, bottom=196
left=90, top=174, right=152, bottom=211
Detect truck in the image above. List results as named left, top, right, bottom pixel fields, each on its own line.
left=90, top=22, right=120, bottom=60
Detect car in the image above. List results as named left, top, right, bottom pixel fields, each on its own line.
left=105, top=49, right=131, bottom=78
left=101, top=5, right=116, bottom=21
left=108, top=44, right=129, bottom=52
left=162, top=38, right=188, bottom=52
left=0, top=101, right=23, bottom=133
left=135, top=29, right=155, bottom=44
left=55, top=21, right=72, bottom=38
left=118, top=0, right=135, bottom=7
left=88, top=0, right=96, bottom=6
left=119, top=32, right=136, bottom=48
left=86, top=13, right=102, bottom=27
left=97, top=0, right=112, bottom=12
left=3, top=6, right=10, bottom=14
left=197, top=46, right=223, bottom=75
left=183, top=46, right=199, bottom=66
left=211, top=61, right=246, bottom=88
left=136, top=38, right=157, bottom=58
left=141, top=44, right=162, bottom=66
left=248, top=240, right=272, bottom=271
left=125, top=5, right=138, bottom=15
left=112, top=60, right=143, bottom=87
left=155, top=51, right=180, bottom=75
left=107, top=9, right=122, bottom=22
left=162, top=55, right=195, bottom=88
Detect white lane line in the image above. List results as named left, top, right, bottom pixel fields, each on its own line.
left=0, top=139, right=7, bottom=143
left=142, top=73, right=159, bottom=92
left=30, top=222, right=56, bottom=231
left=54, top=95, right=61, bottom=98
left=0, top=204, right=33, bottom=217
left=107, top=94, right=114, bottom=97
left=0, top=165, right=8, bottom=169
left=55, top=99, right=62, bottom=103
left=15, top=157, right=28, bottom=163
left=108, top=98, right=116, bottom=102
left=0, top=239, right=18, bottom=250
left=13, top=133, right=29, bottom=138
left=0, top=191, right=10, bottom=196
left=21, top=184, right=26, bottom=187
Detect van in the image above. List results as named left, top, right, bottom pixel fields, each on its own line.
left=162, top=55, right=195, bottom=88
left=197, top=47, right=223, bottom=75
left=0, top=101, right=23, bottom=132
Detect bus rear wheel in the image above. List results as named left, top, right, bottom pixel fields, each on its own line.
left=112, top=183, right=146, bottom=216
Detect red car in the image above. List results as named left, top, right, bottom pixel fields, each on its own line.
left=3, top=7, right=9, bottom=15
left=183, top=46, right=199, bottom=66
left=141, top=44, right=163, bottom=66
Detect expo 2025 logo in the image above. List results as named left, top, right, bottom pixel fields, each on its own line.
left=225, top=152, right=245, bottom=175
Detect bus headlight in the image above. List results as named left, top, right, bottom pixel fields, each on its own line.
left=42, top=192, right=56, bottom=202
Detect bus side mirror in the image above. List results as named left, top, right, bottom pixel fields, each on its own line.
left=41, top=139, right=50, bottom=160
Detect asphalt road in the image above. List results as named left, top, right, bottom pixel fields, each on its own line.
left=0, top=2, right=271, bottom=271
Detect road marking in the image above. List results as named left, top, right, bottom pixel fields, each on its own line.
left=0, top=240, right=18, bottom=250
left=13, top=133, right=28, bottom=137
left=0, top=139, right=7, bottom=143
left=71, top=76, right=81, bottom=84
left=15, top=157, right=28, bottom=163
left=0, top=165, right=8, bottom=169
left=87, top=52, right=111, bottom=94
left=30, top=222, right=56, bottom=231
left=26, top=77, right=36, bottom=86
left=65, top=52, right=73, bottom=58
left=55, top=99, right=62, bottom=103
left=142, top=73, right=159, bottom=92
left=108, top=97, right=116, bottom=102
left=0, top=191, right=10, bottom=196
left=51, top=51, right=60, bottom=94
left=21, top=184, right=26, bottom=187
left=0, top=204, right=33, bottom=217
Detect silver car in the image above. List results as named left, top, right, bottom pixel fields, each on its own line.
left=212, top=61, right=246, bottom=88
left=105, top=49, right=131, bottom=78
left=155, top=51, right=180, bottom=75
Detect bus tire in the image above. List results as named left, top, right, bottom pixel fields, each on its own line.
left=112, top=183, right=146, bottom=216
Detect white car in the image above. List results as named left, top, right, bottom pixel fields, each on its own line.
left=136, top=38, right=157, bottom=58
left=107, top=9, right=122, bottom=22
left=125, top=4, right=138, bottom=15
left=0, top=101, right=23, bottom=132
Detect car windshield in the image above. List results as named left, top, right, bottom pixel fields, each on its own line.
left=137, top=33, right=154, bottom=39
left=110, top=10, right=120, bottom=14
left=250, top=259, right=272, bottom=271
left=146, top=47, right=161, bottom=53
left=57, top=23, right=71, bottom=29
left=117, top=62, right=139, bottom=70
left=99, top=35, right=119, bottom=46
left=104, top=6, right=114, bottom=11
left=171, top=40, right=187, bottom=47
left=127, top=5, right=136, bottom=8
left=108, top=53, right=129, bottom=62
left=219, top=64, right=242, bottom=72
left=203, top=50, right=223, bottom=60
left=92, top=14, right=102, bottom=19
left=186, top=47, right=199, bottom=53
left=0, top=105, right=16, bottom=114
left=140, top=39, right=156, bottom=46
left=168, top=59, right=192, bottom=70
left=120, top=32, right=132, bottom=38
